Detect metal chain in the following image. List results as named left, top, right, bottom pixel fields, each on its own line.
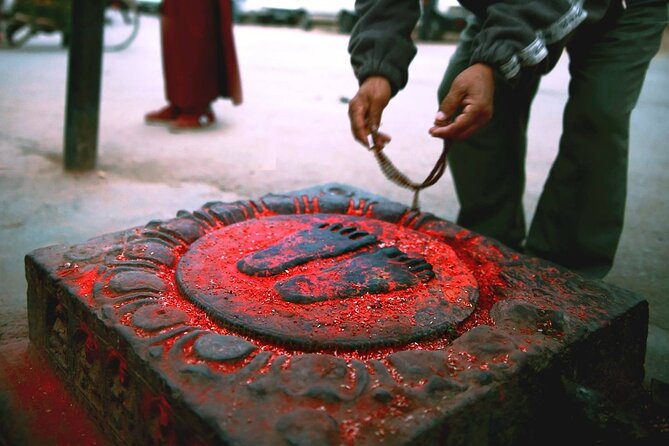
left=370, top=139, right=451, bottom=211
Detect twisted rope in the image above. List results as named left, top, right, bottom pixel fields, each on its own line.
left=370, top=139, right=451, bottom=211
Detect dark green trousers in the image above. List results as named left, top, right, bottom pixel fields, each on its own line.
left=438, top=0, right=667, bottom=278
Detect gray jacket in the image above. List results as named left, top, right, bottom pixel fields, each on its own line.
left=349, top=0, right=626, bottom=94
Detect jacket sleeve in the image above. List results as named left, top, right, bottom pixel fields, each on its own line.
left=348, top=0, right=422, bottom=96
left=469, top=0, right=619, bottom=80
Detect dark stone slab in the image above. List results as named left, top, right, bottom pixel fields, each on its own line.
left=25, top=183, right=649, bottom=445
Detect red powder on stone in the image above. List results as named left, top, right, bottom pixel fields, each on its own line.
left=346, top=199, right=374, bottom=217
left=339, top=392, right=414, bottom=445
left=176, top=215, right=478, bottom=353
left=444, top=234, right=510, bottom=334
left=80, top=322, right=100, bottom=363
left=26, top=201, right=623, bottom=446
left=60, top=211, right=516, bottom=374
left=140, top=392, right=176, bottom=444
left=57, top=264, right=99, bottom=304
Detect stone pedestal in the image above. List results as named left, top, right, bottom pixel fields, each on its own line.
left=25, top=183, right=648, bottom=445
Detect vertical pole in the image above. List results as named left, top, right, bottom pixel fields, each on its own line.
left=63, top=0, right=105, bottom=171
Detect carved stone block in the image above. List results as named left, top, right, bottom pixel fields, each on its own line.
left=25, top=183, right=648, bottom=445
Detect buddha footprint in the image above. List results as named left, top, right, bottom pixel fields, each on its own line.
left=237, top=222, right=377, bottom=277
left=275, top=246, right=435, bottom=303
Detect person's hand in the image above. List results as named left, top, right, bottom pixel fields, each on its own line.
left=348, top=76, right=392, bottom=150
left=429, top=63, right=494, bottom=140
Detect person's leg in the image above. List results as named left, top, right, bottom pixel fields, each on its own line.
left=163, top=0, right=219, bottom=111
left=145, top=0, right=180, bottom=124
left=215, top=0, right=243, bottom=105
left=526, top=0, right=667, bottom=278
left=438, top=19, right=540, bottom=251
left=145, top=0, right=219, bottom=129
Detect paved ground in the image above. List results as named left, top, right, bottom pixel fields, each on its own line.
left=0, top=12, right=668, bottom=435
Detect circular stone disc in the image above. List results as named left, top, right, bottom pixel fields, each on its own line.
left=176, top=214, right=478, bottom=351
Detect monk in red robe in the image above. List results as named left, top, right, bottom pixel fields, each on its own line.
left=145, top=0, right=242, bottom=131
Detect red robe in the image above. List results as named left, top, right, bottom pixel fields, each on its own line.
left=161, top=0, right=242, bottom=109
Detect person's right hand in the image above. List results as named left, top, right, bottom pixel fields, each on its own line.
left=348, top=76, right=392, bottom=150
left=429, top=63, right=494, bottom=140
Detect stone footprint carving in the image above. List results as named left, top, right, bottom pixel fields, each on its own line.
left=276, top=246, right=435, bottom=303
left=237, top=222, right=377, bottom=277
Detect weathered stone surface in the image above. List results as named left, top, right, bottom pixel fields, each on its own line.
left=25, top=183, right=648, bottom=446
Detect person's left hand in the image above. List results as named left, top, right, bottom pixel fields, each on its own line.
left=429, top=63, right=495, bottom=140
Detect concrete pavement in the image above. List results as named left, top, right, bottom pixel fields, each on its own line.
left=1, top=12, right=668, bottom=424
